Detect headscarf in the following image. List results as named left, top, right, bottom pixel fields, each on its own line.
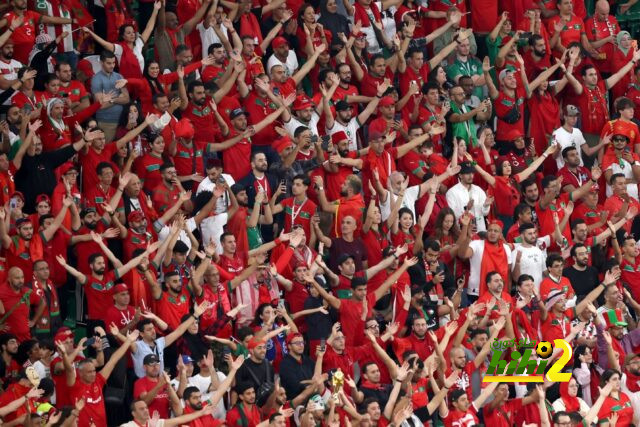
left=46, top=98, right=66, bottom=133
left=617, top=31, right=631, bottom=56
left=318, top=0, right=349, bottom=41
left=559, top=378, right=581, bottom=413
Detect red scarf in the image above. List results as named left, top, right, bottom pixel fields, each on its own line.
left=559, top=381, right=581, bottom=412
left=239, top=12, right=263, bottom=44
left=353, top=1, right=381, bottom=27
left=478, top=240, right=508, bottom=296
left=227, top=206, right=249, bottom=256
left=625, top=370, right=640, bottom=392
left=512, top=308, right=537, bottom=342
left=117, top=42, right=143, bottom=79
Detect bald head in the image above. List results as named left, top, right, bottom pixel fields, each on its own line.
left=8, top=267, right=24, bottom=289
left=595, top=0, right=609, bottom=17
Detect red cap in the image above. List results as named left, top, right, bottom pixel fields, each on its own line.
left=54, top=327, right=74, bottom=343
left=35, top=194, right=51, bottom=205
left=127, top=210, right=146, bottom=223
left=76, top=59, right=94, bottom=77
left=610, top=121, right=632, bottom=140
left=272, top=36, right=288, bottom=49
left=504, top=128, right=524, bottom=141
left=292, top=95, right=314, bottom=111
left=332, top=131, right=348, bottom=143
left=378, top=96, right=395, bottom=107
left=10, top=191, right=24, bottom=202
left=293, top=261, right=307, bottom=270
left=59, top=162, right=79, bottom=176
left=174, top=118, right=195, bottom=139
left=286, top=332, right=303, bottom=345
left=368, top=119, right=387, bottom=136
left=496, top=156, right=510, bottom=167
left=273, top=136, right=294, bottom=154
left=487, top=218, right=504, bottom=229
left=247, top=337, right=266, bottom=350
left=113, top=283, right=129, bottom=294
left=589, top=183, right=600, bottom=193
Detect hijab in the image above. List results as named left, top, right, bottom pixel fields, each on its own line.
left=559, top=378, right=581, bottom=412
left=46, top=98, right=66, bottom=133
left=617, top=31, right=631, bottom=56
left=318, top=0, right=349, bottom=41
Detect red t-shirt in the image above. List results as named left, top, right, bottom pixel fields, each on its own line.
left=597, top=393, right=634, bottom=426
left=360, top=67, right=395, bottom=97
left=79, top=144, right=118, bottom=192
left=4, top=11, right=41, bottom=63
left=0, top=283, right=40, bottom=341
left=444, top=403, right=479, bottom=427
left=547, top=14, right=585, bottom=49
left=153, top=288, right=191, bottom=330
left=71, top=373, right=108, bottom=427
left=541, top=308, right=576, bottom=342
left=134, top=376, right=171, bottom=419
left=494, top=88, right=526, bottom=141
left=539, top=276, right=575, bottom=302
left=483, top=398, right=523, bottom=427
left=218, top=129, right=251, bottom=180
left=577, top=81, right=608, bottom=135
left=536, top=192, right=572, bottom=243
left=338, top=293, right=376, bottom=346
left=621, top=255, right=640, bottom=301
left=134, top=153, right=164, bottom=193
left=85, top=271, right=119, bottom=320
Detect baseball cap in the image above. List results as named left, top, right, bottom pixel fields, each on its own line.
left=229, top=108, right=247, bottom=120
left=127, top=210, right=146, bottom=223
left=378, top=96, right=395, bottom=107
left=272, top=36, right=288, bottom=49
left=293, top=95, right=314, bottom=111
left=335, top=100, right=350, bottom=111
left=564, top=104, right=580, bottom=117
left=143, top=354, right=160, bottom=365
left=459, top=162, right=475, bottom=174
left=113, top=283, right=129, bottom=294
left=80, top=207, right=97, bottom=218
left=498, top=68, right=515, bottom=81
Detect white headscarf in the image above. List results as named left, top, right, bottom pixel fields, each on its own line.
left=46, top=98, right=66, bottom=133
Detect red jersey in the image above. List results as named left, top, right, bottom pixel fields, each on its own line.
left=226, top=403, right=262, bottom=426
left=537, top=192, right=572, bottom=243
left=244, top=92, right=279, bottom=146
left=444, top=404, right=480, bottom=427
left=494, top=88, right=526, bottom=141
left=173, top=141, right=204, bottom=179
left=541, top=308, right=576, bottom=342
left=153, top=288, right=191, bottom=330
left=58, top=81, right=90, bottom=105
left=0, top=381, right=38, bottom=422
left=338, top=293, right=376, bottom=346
left=79, top=144, right=118, bottom=192
left=280, top=197, right=316, bottom=238
left=104, top=304, right=137, bottom=331
left=585, top=15, right=620, bottom=74
left=578, top=81, right=608, bottom=134
left=621, top=255, right=640, bottom=301
left=70, top=374, right=108, bottom=427
left=134, top=152, right=164, bottom=193
left=0, top=283, right=40, bottom=341
left=134, top=376, right=171, bottom=419
left=547, top=14, right=585, bottom=49
left=182, top=100, right=223, bottom=144
left=604, top=194, right=640, bottom=233
left=483, top=398, right=523, bottom=427
left=84, top=184, right=119, bottom=217
left=597, top=393, right=634, bottom=426
left=540, top=276, right=576, bottom=302
left=217, top=129, right=251, bottom=180
left=85, top=271, right=118, bottom=320
left=4, top=11, right=41, bottom=63
left=151, top=181, right=181, bottom=216
left=360, top=67, right=395, bottom=97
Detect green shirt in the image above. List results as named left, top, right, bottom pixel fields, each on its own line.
left=446, top=56, right=484, bottom=99
left=450, top=101, right=478, bottom=148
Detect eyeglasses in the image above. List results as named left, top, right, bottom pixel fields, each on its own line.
left=289, top=341, right=304, bottom=346
left=612, top=137, right=627, bottom=142
left=366, top=324, right=379, bottom=329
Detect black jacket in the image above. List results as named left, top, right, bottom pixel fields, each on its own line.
left=279, top=353, right=315, bottom=401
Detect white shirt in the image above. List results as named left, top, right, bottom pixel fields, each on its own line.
left=511, top=236, right=550, bottom=288
left=552, top=126, right=586, bottom=169
left=380, top=186, right=420, bottom=222
left=197, top=23, right=228, bottom=60
left=121, top=421, right=165, bottom=427
left=285, top=112, right=320, bottom=137
left=170, top=372, right=227, bottom=420
left=603, top=153, right=640, bottom=200
left=327, top=117, right=361, bottom=152
left=445, top=182, right=489, bottom=232
left=467, top=239, right=512, bottom=296
left=621, top=372, right=640, bottom=419
left=267, top=50, right=299, bottom=77
left=196, top=173, right=235, bottom=215
left=0, top=58, right=22, bottom=105
left=114, top=37, right=145, bottom=74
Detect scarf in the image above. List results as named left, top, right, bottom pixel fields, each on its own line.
left=512, top=308, right=537, bottom=342
left=318, top=0, right=348, bottom=39
left=478, top=240, right=508, bottom=296
left=239, top=12, right=263, bottom=44
left=12, top=235, right=43, bottom=265
left=617, top=31, right=631, bottom=56
left=117, top=41, right=143, bottom=78
left=227, top=206, right=249, bottom=257
left=46, top=98, right=66, bottom=134
left=559, top=380, right=581, bottom=412
left=129, top=269, right=151, bottom=309
left=353, top=1, right=381, bottom=27
left=625, top=370, right=640, bottom=392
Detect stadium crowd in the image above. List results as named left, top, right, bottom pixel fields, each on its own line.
left=1, top=0, right=640, bottom=425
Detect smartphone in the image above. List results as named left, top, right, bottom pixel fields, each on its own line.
left=310, top=135, right=319, bottom=143
left=223, top=346, right=231, bottom=357
left=9, top=199, right=17, bottom=209
left=320, top=339, right=326, bottom=352
left=320, top=135, right=331, bottom=151
left=217, top=176, right=226, bottom=184
left=278, top=299, right=285, bottom=310
left=273, top=87, right=281, bottom=96
left=85, top=337, right=96, bottom=347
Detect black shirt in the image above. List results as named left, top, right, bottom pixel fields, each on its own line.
left=279, top=353, right=315, bottom=400
left=236, top=358, right=274, bottom=392
left=563, top=265, right=600, bottom=299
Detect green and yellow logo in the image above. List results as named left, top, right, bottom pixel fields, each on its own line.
left=482, top=338, right=572, bottom=383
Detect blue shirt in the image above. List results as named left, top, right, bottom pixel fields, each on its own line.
left=91, top=70, right=124, bottom=123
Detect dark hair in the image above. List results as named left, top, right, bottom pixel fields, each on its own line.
left=96, top=161, right=114, bottom=176
left=160, top=162, right=175, bottom=173
left=361, top=363, right=378, bottom=377
left=0, top=333, right=18, bottom=349
left=570, top=243, right=587, bottom=259
left=294, top=126, right=310, bottom=138
left=43, top=73, right=60, bottom=86
left=546, top=252, right=564, bottom=268
left=117, top=102, right=144, bottom=128
left=541, top=175, right=558, bottom=189
left=610, top=172, right=625, bottom=185
left=250, top=151, right=266, bottom=163
left=398, top=207, right=414, bottom=222
left=517, top=274, right=534, bottom=287
left=615, top=96, right=635, bottom=113
left=220, top=232, right=234, bottom=243
left=175, top=44, right=191, bottom=56
left=100, top=50, right=116, bottom=62
left=561, top=146, right=577, bottom=159
left=16, top=339, right=39, bottom=365
left=137, top=318, right=154, bottom=332
left=117, top=24, right=135, bottom=42
left=485, top=271, right=501, bottom=284
left=208, top=43, right=223, bottom=55
left=529, top=34, right=544, bottom=47
left=187, top=80, right=205, bottom=95
left=423, top=238, right=441, bottom=253
left=88, top=253, right=104, bottom=265
left=552, top=411, right=571, bottom=423
left=433, top=207, right=460, bottom=241
left=450, top=389, right=467, bottom=403
left=318, top=69, right=333, bottom=84
left=38, top=214, right=53, bottom=226
left=581, top=64, right=596, bottom=77
left=183, top=386, right=200, bottom=401
left=520, top=177, right=538, bottom=194
left=54, top=61, right=71, bottom=72
left=422, top=80, right=440, bottom=95
left=237, top=326, right=255, bottom=342
left=17, top=67, right=34, bottom=80
left=292, top=174, right=310, bottom=186
left=571, top=218, right=586, bottom=230
left=513, top=203, right=532, bottom=223
left=469, top=329, right=489, bottom=340
left=351, top=276, right=367, bottom=290
left=600, top=368, right=622, bottom=386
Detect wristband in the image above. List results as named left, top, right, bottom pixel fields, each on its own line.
left=205, top=254, right=213, bottom=259
left=591, top=178, right=597, bottom=183
left=392, top=253, right=399, bottom=259
left=8, top=28, right=13, bottom=32
left=376, top=94, right=383, bottom=98
left=317, top=186, right=324, bottom=191
left=118, top=187, right=125, bottom=192
left=191, top=313, right=199, bottom=320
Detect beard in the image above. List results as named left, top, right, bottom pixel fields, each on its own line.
left=534, top=49, right=545, bottom=58
left=194, top=97, right=206, bottom=106
left=189, top=402, right=203, bottom=410
left=94, top=268, right=105, bottom=275
left=339, top=189, right=348, bottom=197
left=85, top=221, right=97, bottom=230
left=338, top=149, right=349, bottom=157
